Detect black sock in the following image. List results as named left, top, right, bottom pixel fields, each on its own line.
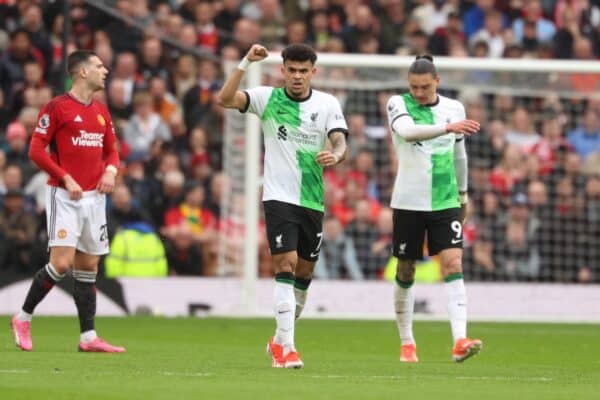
left=22, top=264, right=64, bottom=314
left=73, top=270, right=97, bottom=333
left=294, top=277, right=311, bottom=291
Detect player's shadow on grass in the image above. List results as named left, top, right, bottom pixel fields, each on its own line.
left=0, top=269, right=129, bottom=315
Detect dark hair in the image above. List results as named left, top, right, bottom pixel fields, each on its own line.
left=408, top=54, right=437, bottom=77
left=67, top=50, right=96, bottom=78
left=281, top=43, right=317, bottom=65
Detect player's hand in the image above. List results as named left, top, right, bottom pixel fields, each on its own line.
left=63, top=175, right=83, bottom=200
left=446, top=119, right=480, bottom=136
left=245, top=44, right=268, bottom=62
left=316, top=151, right=340, bottom=167
left=97, top=170, right=116, bottom=194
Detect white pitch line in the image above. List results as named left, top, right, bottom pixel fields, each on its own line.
left=308, top=374, right=553, bottom=382
left=158, top=371, right=212, bottom=377
left=0, top=369, right=30, bottom=374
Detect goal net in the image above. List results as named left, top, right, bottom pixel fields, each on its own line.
left=219, top=55, right=600, bottom=290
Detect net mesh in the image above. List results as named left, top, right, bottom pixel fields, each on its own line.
left=220, top=60, right=600, bottom=283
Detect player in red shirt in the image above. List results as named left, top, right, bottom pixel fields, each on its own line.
left=11, top=50, right=125, bottom=353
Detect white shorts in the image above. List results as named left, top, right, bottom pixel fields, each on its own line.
left=45, top=185, right=109, bottom=255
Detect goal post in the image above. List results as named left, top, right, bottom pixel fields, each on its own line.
left=221, top=54, right=600, bottom=315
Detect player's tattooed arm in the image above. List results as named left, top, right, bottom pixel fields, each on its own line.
left=316, top=130, right=347, bottom=167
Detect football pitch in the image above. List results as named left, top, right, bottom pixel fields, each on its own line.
left=1, top=317, right=598, bottom=400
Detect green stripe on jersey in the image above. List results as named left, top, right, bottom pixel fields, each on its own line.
left=402, top=93, right=434, bottom=125
left=297, top=150, right=324, bottom=211
left=431, top=151, right=459, bottom=210
left=261, top=88, right=301, bottom=130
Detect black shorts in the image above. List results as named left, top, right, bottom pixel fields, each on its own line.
left=263, top=200, right=324, bottom=262
left=392, top=208, right=462, bottom=260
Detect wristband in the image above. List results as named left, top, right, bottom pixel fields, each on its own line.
left=459, top=192, right=468, bottom=204
left=238, top=57, right=251, bottom=71
left=106, top=165, right=118, bottom=175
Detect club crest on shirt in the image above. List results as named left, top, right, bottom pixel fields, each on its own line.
left=97, top=114, right=106, bottom=126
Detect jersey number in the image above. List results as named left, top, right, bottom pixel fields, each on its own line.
left=310, top=232, right=323, bottom=258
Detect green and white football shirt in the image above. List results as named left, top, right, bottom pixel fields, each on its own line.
left=244, top=87, right=348, bottom=212
left=387, top=93, right=465, bottom=211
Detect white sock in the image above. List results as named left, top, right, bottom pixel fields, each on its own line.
left=394, top=280, right=415, bottom=346
left=80, top=330, right=97, bottom=343
left=445, top=275, right=467, bottom=343
left=294, top=287, right=307, bottom=320
left=17, top=310, right=33, bottom=322
left=274, top=279, right=295, bottom=352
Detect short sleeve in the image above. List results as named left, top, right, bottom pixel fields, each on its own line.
left=325, top=96, right=348, bottom=136
left=243, top=86, right=273, bottom=117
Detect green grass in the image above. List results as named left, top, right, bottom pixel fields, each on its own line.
left=1, top=317, right=599, bottom=400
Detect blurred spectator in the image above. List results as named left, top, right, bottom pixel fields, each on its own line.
left=512, top=0, right=556, bottom=44
left=469, top=10, right=506, bottom=58
left=164, top=223, right=209, bottom=276
left=149, top=167, right=185, bottom=227
left=183, top=59, right=220, bottom=130
left=314, top=217, right=364, bottom=280
left=0, top=28, right=45, bottom=103
left=172, top=54, right=198, bottom=102
left=0, top=189, right=38, bottom=275
left=194, top=0, right=219, bottom=54
left=489, top=144, right=525, bottom=199
left=214, top=0, right=242, bottom=32
left=529, top=115, right=572, bottom=175
left=494, top=192, right=541, bottom=279
left=149, top=75, right=179, bottom=123
left=567, top=108, right=600, bottom=160
left=370, top=207, right=394, bottom=276
left=429, top=11, right=465, bottom=55
left=21, top=3, right=52, bottom=70
left=463, top=0, right=500, bottom=39
left=284, top=19, right=308, bottom=46
left=506, top=106, right=541, bottom=151
left=139, top=36, right=170, bottom=84
left=107, top=78, right=133, bottom=126
left=107, top=183, right=151, bottom=241
left=412, top=0, right=457, bottom=35
left=111, top=52, right=141, bottom=105
left=253, top=0, right=286, bottom=47
left=105, top=221, right=168, bottom=277
left=2, top=122, right=30, bottom=172
left=540, top=177, right=588, bottom=282
left=345, top=199, right=381, bottom=279
left=340, top=4, right=381, bottom=53
left=123, top=91, right=172, bottom=156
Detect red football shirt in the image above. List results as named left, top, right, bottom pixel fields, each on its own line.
left=29, top=93, right=119, bottom=190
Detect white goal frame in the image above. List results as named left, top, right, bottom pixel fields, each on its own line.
left=239, top=54, right=600, bottom=315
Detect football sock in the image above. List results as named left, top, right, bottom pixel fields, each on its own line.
left=444, top=273, right=467, bottom=343
left=394, top=276, right=415, bottom=346
left=294, top=277, right=311, bottom=320
left=21, top=263, right=66, bottom=316
left=73, top=270, right=97, bottom=334
left=274, top=272, right=295, bottom=353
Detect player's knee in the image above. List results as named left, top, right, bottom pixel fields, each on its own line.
left=396, top=260, right=416, bottom=281
left=442, top=255, right=462, bottom=275
left=50, top=260, right=71, bottom=275
left=275, top=256, right=296, bottom=274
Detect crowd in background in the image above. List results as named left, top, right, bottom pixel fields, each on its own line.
left=0, top=0, right=599, bottom=282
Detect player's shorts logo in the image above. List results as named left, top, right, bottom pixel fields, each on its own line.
left=38, top=113, right=50, bottom=129
left=97, top=114, right=106, bottom=126
left=57, top=229, right=67, bottom=239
